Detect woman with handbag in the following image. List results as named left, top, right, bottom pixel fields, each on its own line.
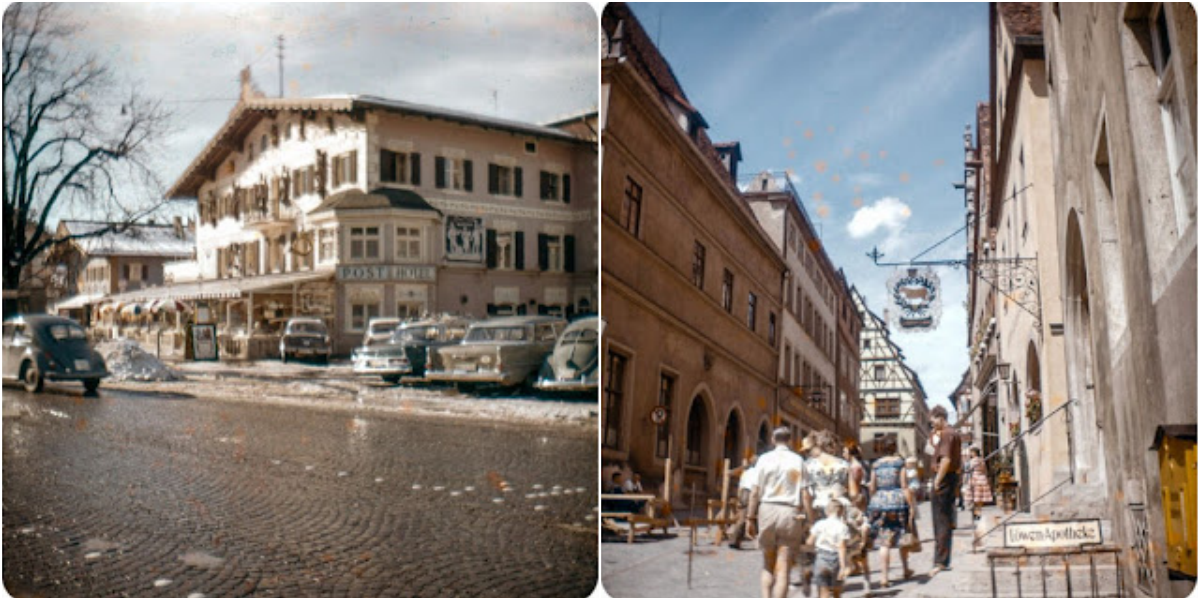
left=866, top=437, right=915, bottom=588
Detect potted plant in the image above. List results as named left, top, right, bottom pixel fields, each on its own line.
left=1024, top=389, right=1043, bottom=425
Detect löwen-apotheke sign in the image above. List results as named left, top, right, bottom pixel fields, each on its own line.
left=337, top=265, right=436, bottom=282
left=1003, top=519, right=1103, bottom=549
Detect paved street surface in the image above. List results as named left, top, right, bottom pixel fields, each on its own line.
left=601, top=502, right=1121, bottom=598
left=3, top=367, right=598, bottom=597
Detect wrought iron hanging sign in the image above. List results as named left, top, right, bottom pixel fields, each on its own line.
left=887, top=267, right=941, bottom=331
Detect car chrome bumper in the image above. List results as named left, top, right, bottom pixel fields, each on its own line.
left=534, top=378, right=598, bottom=393
left=424, top=370, right=516, bottom=386
left=46, top=370, right=109, bottom=381
left=352, top=358, right=411, bottom=376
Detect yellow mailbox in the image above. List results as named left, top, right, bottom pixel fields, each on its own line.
left=1152, top=425, right=1197, bottom=579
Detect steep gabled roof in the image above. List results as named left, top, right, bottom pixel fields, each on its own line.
left=58, top=221, right=194, bottom=258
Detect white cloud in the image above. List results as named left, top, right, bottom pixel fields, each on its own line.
left=847, top=196, right=911, bottom=239
left=811, top=3, right=864, bottom=24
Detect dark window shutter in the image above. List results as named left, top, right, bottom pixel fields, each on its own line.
left=381, top=150, right=396, bottom=182
left=411, top=153, right=421, bottom=185
left=488, top=164, right=498, bottom=194
left=540, top=171, right=549, bottom=199
left=349, top=150, right=358, bottom=183
left=514, top=167, right=523, bottom=197
left=565, top=235, right=576, bottom=273
left=486, top=303, right=497, bottom=316
left=485, top=229, right=497, bottom=269
left=516, top=304, right=527, bottom=316
left=537, top=305, right=548, bottom=316
left=435, top=156, right=446, bottom=189
left=515, top=231, right=525, bottom=270
left=464, top=160, right=473, bottom=191
left=538, top=234, right=548, bottom=271
left=563, top=174, right=571, bottom=203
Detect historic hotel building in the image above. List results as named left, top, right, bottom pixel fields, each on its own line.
left=601, top=3, right=786, bottom=502
left=105, top=69, right=596, bottom=357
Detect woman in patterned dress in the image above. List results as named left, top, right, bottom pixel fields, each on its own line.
left=866, top=437, right=915, bottom=587
left=804, top=430, right=871, bottom=592
left=967, top=446, right=994, bottom=521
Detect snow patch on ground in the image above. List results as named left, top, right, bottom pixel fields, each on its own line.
left=95, top=338, right=183, bottom=382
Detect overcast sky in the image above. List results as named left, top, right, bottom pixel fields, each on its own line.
left=629, top=2, right=990, bottom=415
left=57, top=2, right=597, bottom=219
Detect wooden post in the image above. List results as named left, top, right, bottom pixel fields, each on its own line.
left=663, top=457, right=673, bottom=505
left=715, top=458, right=731, bottom=544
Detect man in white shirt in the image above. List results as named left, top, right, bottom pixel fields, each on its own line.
left=729, top=455, right=759, bottom=549
left=747, top=427, right=807, bottom=598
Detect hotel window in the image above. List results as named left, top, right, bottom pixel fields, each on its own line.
left=874, top=365, right=886, bottom=380
left=620, top=177, right=642, bottom=236
left=603, top=350, right=628, bottom=449
left=539, top=171, right=571, bottom=202
left=722, top=269, right=734, bottom=312
left=537, top=234, right=575, bottom=273
left=768, top=312, right=777, bottom=346
left=435, top=156, right=472, bottom=191
left=331, top=151, right=358, bottom=188
left=488, top=163, right=522, bottom=197
left=395, top=226, right=422, bottom=261
left=747, top=292, right=757, bottom=331
left=348, top=226, right=380, bottom=261
left=487, top=230, right=523, bottom=271
left=381, top=150, right=421, bottom=186
left=318, top=228, right=337, bottom=263
left=350, top=302, right=380, bottom=331
left=655, top=372, right=675, bottom=459
left=692, top=242, right=705, bottom=288
left=292, top=166, right=316, bottom=197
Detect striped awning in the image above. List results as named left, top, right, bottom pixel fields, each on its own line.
left=101, top=270, right=335, bottom=304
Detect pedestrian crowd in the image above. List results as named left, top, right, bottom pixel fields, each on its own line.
left=727, top=404, right=992, bottom=598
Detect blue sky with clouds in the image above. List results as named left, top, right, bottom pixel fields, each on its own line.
left=629, top=2, right=990, bottom=413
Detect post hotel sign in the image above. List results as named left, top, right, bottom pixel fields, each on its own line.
left=1003, top=519, right=1103, bottom=549
left=337, top=265, right=436, bottom=282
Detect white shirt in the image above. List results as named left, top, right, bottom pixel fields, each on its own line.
left=755, top=444, right=806, bottom=507
left=739, top=465, right=759, bottom=493
left=810, top=516, right=851, bottom=553
left=622, top=479, right=643, bottom=493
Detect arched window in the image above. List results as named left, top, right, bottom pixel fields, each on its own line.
left=685, top=397, right=707, bottom=466
left=723, top=411, right=741, bottom=464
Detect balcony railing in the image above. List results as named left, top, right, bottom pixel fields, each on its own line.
left=243, top=204, right=297, bottom=226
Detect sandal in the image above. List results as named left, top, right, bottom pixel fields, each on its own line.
left=903, top=568, right=915, bottom=581
left=880, top=579, right=891, bottom=588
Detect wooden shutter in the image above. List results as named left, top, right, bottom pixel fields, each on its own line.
left=381, top=150, right=396, bottom=182
left=316, top=151, right=327, bottom=197
left=435, top=156, right=446, bottom=189
left=514, top=231, right=525, bottom=270
left=539, top=171, right=550, bottom=199
left=563, top=174, right=571, bottom=203
left=564, top=235, right=576, bottom=273
left=349, top=150, right=358, bottom=183
left=463, top=160, right=473, bottom=191
left=332, top=156, right=342, bottom=187
left=485, top=229, right=497, bottom=269
left=537, top=233, right=548, bottom=271
left=488, top=164, right=498, bottom=194
left=514, top=167, right=523, bottom=197
left=411, top=153, right=421, bottom=186
left=486, top=303, right=497, bottom=316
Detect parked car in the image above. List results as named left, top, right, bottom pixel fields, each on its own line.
left=279, top=317, right=332, bottom=363
left=356, top=318, right=402, bottom=351
left=534, top=316, right=599, bottom=393
left=427, top=315, right=566, bottom=388
left=2, top=314, right=109, bottom=393
left=352, top=316, right=470, bottom=383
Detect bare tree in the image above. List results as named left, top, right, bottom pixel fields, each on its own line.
left=3, top=3, right=173, bottom=294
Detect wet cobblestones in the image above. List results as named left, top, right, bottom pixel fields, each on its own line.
left=3, top=384, right=597, bottom=597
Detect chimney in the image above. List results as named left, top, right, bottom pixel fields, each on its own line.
left=239, top=66, right=264, bottom=102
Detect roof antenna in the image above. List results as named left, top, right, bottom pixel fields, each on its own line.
left=492, top=89, right=498, bottom=115
left=276, top=34, right=285, bottom=98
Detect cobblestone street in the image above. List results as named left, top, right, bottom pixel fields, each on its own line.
left=2, top=370, right=598, bottom=597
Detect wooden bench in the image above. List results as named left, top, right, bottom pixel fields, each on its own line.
left=600, top=494, right=671, bottom=543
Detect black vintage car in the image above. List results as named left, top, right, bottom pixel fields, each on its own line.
left=2, top=314, right=109, bottom=393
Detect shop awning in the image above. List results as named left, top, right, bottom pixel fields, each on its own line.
left=50, top=293, right=105, bottom=312
left=101, top=269, right=335, bottom=304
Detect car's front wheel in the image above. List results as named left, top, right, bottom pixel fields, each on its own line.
left=83, top=378, right=101, bottom=394
left=21, top=361, right=43, bottom=393
left=382, top=374, right=401, bottom=385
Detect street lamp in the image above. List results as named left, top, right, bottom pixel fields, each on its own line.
left=997, top=362, right=1012, bottom=382
left=793, top=384, right=832, bottom=406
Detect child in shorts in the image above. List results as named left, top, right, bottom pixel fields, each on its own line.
left=806, top=499, right=851, bottom=598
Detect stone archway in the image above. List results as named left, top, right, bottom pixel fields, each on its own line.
left=685, top=395, right=709, bottom=468
left=1063, top=209, right=1108, bottom=489
left=756, top=421, right=771, bottom=455
left=723, top=409, right=743, bottom=465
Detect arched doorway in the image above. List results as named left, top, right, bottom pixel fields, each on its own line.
left=757, top=422, right=771, bottom=455
left=1026, top=342, right=1042, bottom=407
left=723, top=410, right=742, bottom=465
left=1063, top=209, right=1108, bottom=488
